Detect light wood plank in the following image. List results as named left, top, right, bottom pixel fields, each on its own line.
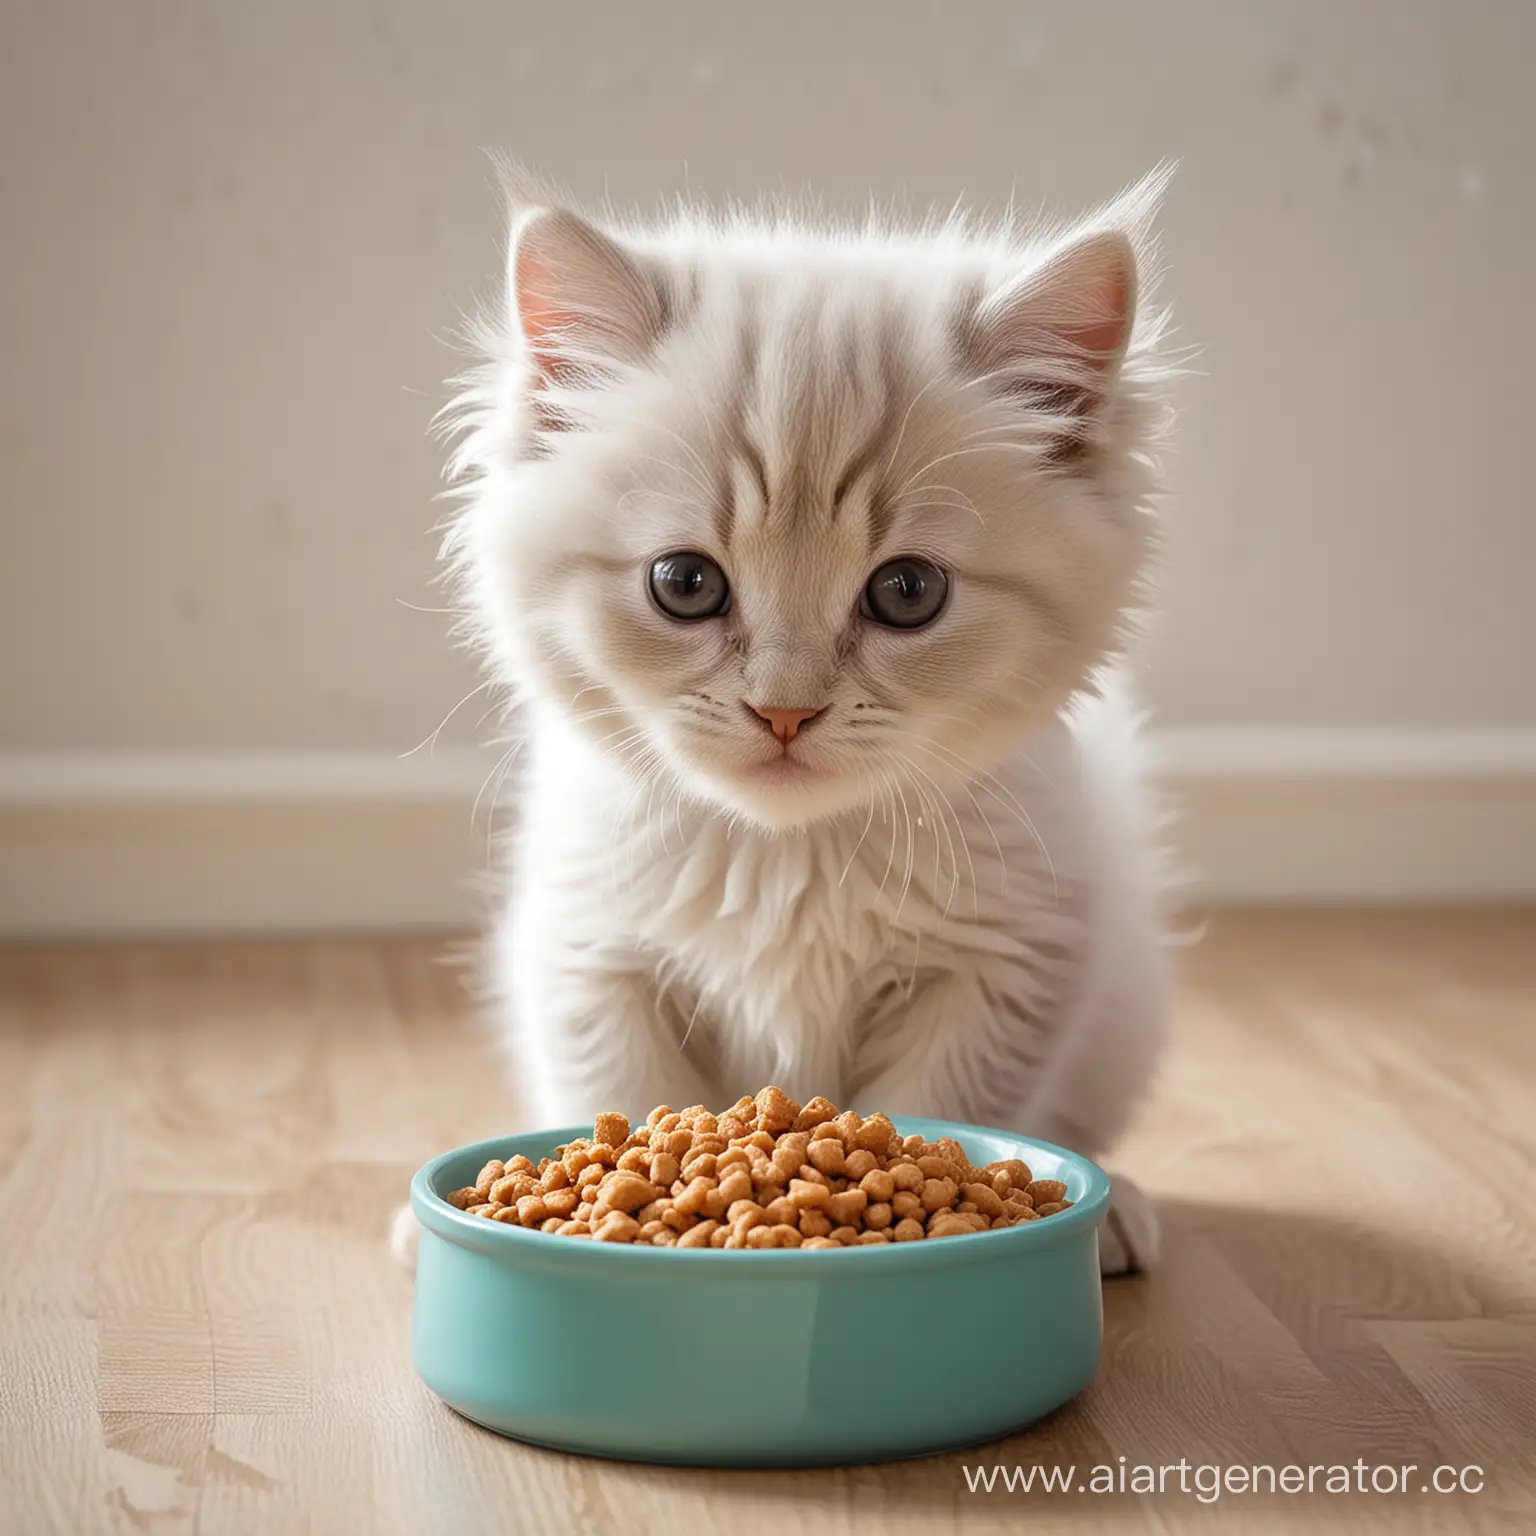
left=0, top=914, right=1531, bottom=1534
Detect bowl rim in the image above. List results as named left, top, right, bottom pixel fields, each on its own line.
left=410, top=1116, right=1110, bottom=1274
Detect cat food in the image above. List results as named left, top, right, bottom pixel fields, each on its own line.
left=444, top=1087, right=1073, bottom=1247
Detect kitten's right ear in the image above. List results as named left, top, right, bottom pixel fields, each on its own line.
left=509, top=208, right=664, bottom=384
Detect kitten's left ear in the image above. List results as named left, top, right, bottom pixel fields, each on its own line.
left=509, top=207, right=665, bottom=383
left=966, top=227, right=1138, bottom=423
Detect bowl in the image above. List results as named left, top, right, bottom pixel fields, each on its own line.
left=409, top=1116, right=1109, bottom=1466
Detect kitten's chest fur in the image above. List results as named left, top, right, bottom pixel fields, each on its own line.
left=515, top=725, right=1088, bottom=1100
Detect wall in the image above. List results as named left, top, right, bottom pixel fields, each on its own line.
left=2, top=0, right=1533, bottom=933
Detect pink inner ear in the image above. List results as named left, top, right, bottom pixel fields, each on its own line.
left=1058, top=263, right=1133, bottom=373
left=514, top=248, right=583, bottom=384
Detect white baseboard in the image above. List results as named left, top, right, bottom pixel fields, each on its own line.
left=1, top=730, right=1533, bottom=937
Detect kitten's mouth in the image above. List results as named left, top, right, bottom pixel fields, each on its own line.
left=749, top=753, right=822, bottom=782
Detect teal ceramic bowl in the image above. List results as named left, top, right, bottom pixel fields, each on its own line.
left=410, top=1117, right=1109, bottom=1466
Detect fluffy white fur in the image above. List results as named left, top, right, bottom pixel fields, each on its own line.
left=405, top=167, right=1178, bottom=1274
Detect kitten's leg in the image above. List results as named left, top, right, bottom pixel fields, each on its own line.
left=502, top=957, right=720, bottom=1128
left=849, top=963, right=1164, bottom=1278
left=389, top=954, right=716, bottom=1270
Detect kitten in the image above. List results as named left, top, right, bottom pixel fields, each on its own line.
left=405, top=167, right=1178, bottom=1275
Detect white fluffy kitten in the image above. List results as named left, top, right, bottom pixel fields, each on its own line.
left=419, top=169, right=1178, bottom=1274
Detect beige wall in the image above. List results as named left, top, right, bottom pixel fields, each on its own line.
left=2, top=0, right=1533, bottom=926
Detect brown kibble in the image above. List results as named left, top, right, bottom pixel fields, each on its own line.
left=457, top=1091, right=1062, bottom=1247
left=593, top=1211, right=641, bottom=1242
left=794, top=1095, right=838, bottom=1131
left=859, top=1168, right=896, bottom=1203
left=832, top=1110, right=863, bottom=1148
left=542, top=1188, right=580, bottom=1218
left=717, top=1168, right=752, bottom=1205
left=754, top=1086, right=796, bottom=1135
left=798, top=1208, right=833, bottom=1238
left=806, top=1138, right=846, bottom=1177
left=489, top=1172, right=537, bottom=1205
left=788, top=1178, right=831, bottom=1211
left=963, top=1182, right=1005, bottom=1218
left=920, top=1177, right=958, bottom=1213
left=762, top=1195, right=797, bottom=1226
left=826, top=1188, right=869, bottom=1225
left=593, top=1112, right=629, bottom=1147
left=855, top=1114, right=898, bottom=1154
left=597, top=1171, right=657, bottom=1214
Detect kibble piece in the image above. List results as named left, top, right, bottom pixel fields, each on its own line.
left=1034, top=1200, right=1071, bottom=1217
left=593, top=1210, right=641, bottom=1242
left=859, top=1168, right=896, bottom=1203
left=843, top=1149, right=878, bottom=1181
left=794, top=1095, right=838, bottom=1131
left=648, top=1152, right=681, bottom=1188
left=891, top=1190, right=924, bottom=1221
left=676, top=1219, right=718, bottom=1248
left=474, top=1160, right=506, bottom=1197
left=542, top=1188, right=580, bottom=1218
left=445, top=1185, right=481, bottom=1210
left=921, top=1177, right=958, bottom=1213
left=745, top=1224, right=779, bottom=1248
left=855, top=1229, right=891, bottom=1244
left=806, top=1139, right=846, bottom=1177
left=826, top=1188, right=869, bottom=1226
left=592, top=1112, right=629, bottom=1147
left=490, top=1205, right=521, bottom=1223
left=515, top=1194, right=548, bottom=1226
left=754, top=1086, right=796, bottom=1135
left=762, top=1195, right=798, bottom=1226
left=789, top=1178, right=831, bottom=1211
left=802, top=1235, right=841, bottom=1249
left=829, top=1224, right=860, bottom=1245
left=864, top=1201, right=894, bottom=1230
left=596, top=1171, right=658, bottom=1214
left=1027, top=1180, right=1068, bottom=1207
left=798, top=1208, right=833, bottom=1239
left=891, top=1161, right=925, bottom=1193
left=717, top=1168, right=753, bottom=1205
left=892, top=1216, right=927, bottom=1241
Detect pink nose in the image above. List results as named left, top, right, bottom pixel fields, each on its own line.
left=751, top=705, right=822, bottom=743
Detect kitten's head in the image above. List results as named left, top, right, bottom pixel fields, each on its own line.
left=447, top=172, right=1174, bottom=830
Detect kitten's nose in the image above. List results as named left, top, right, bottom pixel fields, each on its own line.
left=750, top=705, right=822, bottom=743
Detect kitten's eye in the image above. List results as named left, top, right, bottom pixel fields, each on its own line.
left=649, top=552, right=731, bottom=621
left=860, top=558, right=949, bottom=630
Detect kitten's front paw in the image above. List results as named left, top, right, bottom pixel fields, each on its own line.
left=389, top=1201, right=420, bottom=1270
left=1098, top=1174, right=1159, bottom=1277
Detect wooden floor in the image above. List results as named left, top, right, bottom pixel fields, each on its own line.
left=1, top=911, right=1532, bottom=1535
